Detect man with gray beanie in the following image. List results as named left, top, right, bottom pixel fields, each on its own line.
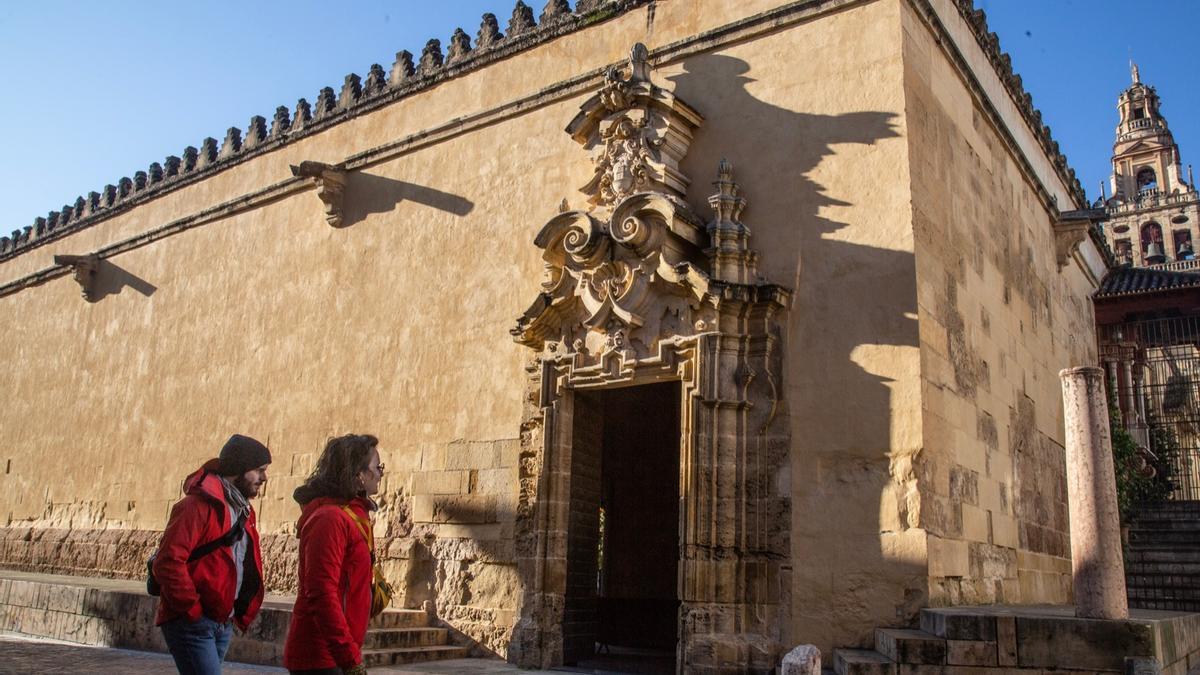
left=152, top=434, right=271, bottom=674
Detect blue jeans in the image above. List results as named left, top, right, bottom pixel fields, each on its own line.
left=160, top=615, right=234, bottom=675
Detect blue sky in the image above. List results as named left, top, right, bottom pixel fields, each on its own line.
left=0, top=1, right=1196, bottom=229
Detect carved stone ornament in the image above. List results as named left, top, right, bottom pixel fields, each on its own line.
left=53, top=253, right=100, bottom=301
left=513, top=45, right=782, bottom=374
left=290, top=160, right=348, bottom=227
left=1053, top=208, right=1105, bottom=270
left=567, top=43, right=702, bottom=209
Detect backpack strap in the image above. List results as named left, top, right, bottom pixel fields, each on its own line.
left=188, top=510, right=247, bottom=562
left=339, top=505, right=375, bottom=562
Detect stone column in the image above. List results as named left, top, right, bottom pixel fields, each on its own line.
left=1122, top=360, right=1137, bottom=425
left=1060, top=367, right=1129, bottom=620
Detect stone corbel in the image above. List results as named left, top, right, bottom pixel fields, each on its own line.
left=53, top=253, right=100, bottom=301
left=290, top=161, right=347, bottom=227
left=1053, top=208, right=1106, bottom=271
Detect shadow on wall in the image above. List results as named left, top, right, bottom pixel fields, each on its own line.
left=91, top=260, right=157, bottom=302
left=341, top=173, right=475, bottom=227
left=671, top=53, right=922, bottom=651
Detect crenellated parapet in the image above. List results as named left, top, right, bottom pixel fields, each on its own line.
left=947, top=0, right=1088, bottom=208
left=0, top=0, right=651, bottom=262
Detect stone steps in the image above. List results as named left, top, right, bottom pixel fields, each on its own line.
left=832, top=606, right=1200, bottom=673
left=874, top=628, right=945, bottom=664
left=363, top=626, right=449, bottom=649
left=1126, top=561, right=1200, bottom=575
left=1128, top=528, right=1200, bottom=546
left=1128, top=548, right=1200, bottom=562
left=1127, top=501, right=1200, bottom=611
left=832, top=648, right=893, bottom=675
left=362, top=645, right=470, bottom=667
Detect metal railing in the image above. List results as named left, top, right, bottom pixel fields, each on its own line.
left=1099, top=316, right=1200, bottom=501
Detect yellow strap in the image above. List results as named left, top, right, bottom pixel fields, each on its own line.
left=340, top=506, right=374, bottom=553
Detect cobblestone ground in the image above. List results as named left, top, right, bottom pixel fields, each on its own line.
left=0, top=634, right=557, bottom=674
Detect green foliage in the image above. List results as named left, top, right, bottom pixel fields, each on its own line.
left=1107, top=382, right=1175, bottom=522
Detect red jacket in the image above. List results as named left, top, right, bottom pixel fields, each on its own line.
left=153, top=460, right=265, bottom=631
left=283, top=496, right=374, bottom=670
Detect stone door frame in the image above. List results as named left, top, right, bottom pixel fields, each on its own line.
left=510, top=321, right=790, bottom=675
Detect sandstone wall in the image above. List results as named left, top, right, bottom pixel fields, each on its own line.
left=901, top=0, right=1100, bottom=613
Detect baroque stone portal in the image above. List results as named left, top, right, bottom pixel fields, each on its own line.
left=509, top=44, right=792, bottom=674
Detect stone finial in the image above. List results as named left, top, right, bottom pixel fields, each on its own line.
left=85, top=191, right=101, bottom=216
left=314, top=87, right=337, bottom=120
left=447, top=28, right=472, bottom=64
left=628, top=42, right=650, bottom=83
left=53, top=253, right=100, bottom=301
left=418, top=40, right=444, bottom=77
left=338, top=73, right=362, bottom=110
left=0, top=237, right=9, bottom=254
left=42, top=214, right=56, bottom=234
left=133, top=171, right=148, bottom=192
left=118, top=177, right=134, bottom=200
left=477, top=13, right=503, bottom=49
left=706, top=160, right=758, bottom=285
left=12, top=226, right=32, bottom=246
left=73, top=196, right=87, bottom=218
left=508, top=1, right=536, bottom=36
left=363, top=64, right=386, bottom=97
left=290, top=160, right=348, bottom=227
left=198, top=138, right=219, bottom=169
left=148, top=162, right=164, bottom=184
left=102, top=184, right=117, bottom=206
left=165, top=155, right=182, bottom=178
left=541, top=0, right=571, bottom=24
left=391, top=50, right=415, bottom=85
left=57, top=207, right=71, bottom=228
left=293, top=99, right=313, bottom=132
left=181, top=147, right=198, bottom=173
left=271, top=106, right=291, bottom=138
left=244, top=116, right=268, bottom=149
left=219, top=126, right=242, bottom=159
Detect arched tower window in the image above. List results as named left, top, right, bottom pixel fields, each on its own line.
left=1174, top=230, right=1194, bottom=260
left=1141, top=221, right=1165, bottom=263
left=1136, top=167, right=1158, bottom=191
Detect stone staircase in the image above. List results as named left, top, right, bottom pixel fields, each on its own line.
left=831, top=605, right=1200, bottom=674
left=357, top=606, right=468, bottom=667
left=1126, top=500, right=1200, bottom=612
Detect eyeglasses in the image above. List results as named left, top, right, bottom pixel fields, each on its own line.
left=376, top=463, right=385, bottom=473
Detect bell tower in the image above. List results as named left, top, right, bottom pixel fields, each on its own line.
left=1102, top=63, right=1199, bottom=267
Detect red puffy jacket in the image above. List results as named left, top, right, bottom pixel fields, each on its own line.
left=153, top=460, right=265, bottom=631
left=283, top=496, right=374, bottom=670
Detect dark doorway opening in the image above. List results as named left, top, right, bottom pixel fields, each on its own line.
left=561, top=381, right=681, bottom=674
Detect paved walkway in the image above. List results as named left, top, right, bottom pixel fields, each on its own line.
left=0, top=634, right=557, bottom=674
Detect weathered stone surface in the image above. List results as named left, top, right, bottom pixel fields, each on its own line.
left=1015, top=615, right=1154, bottom=670
left=781, top=644, right=820, bottom=674
left=1060, top=367, right=1129, bottom=620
